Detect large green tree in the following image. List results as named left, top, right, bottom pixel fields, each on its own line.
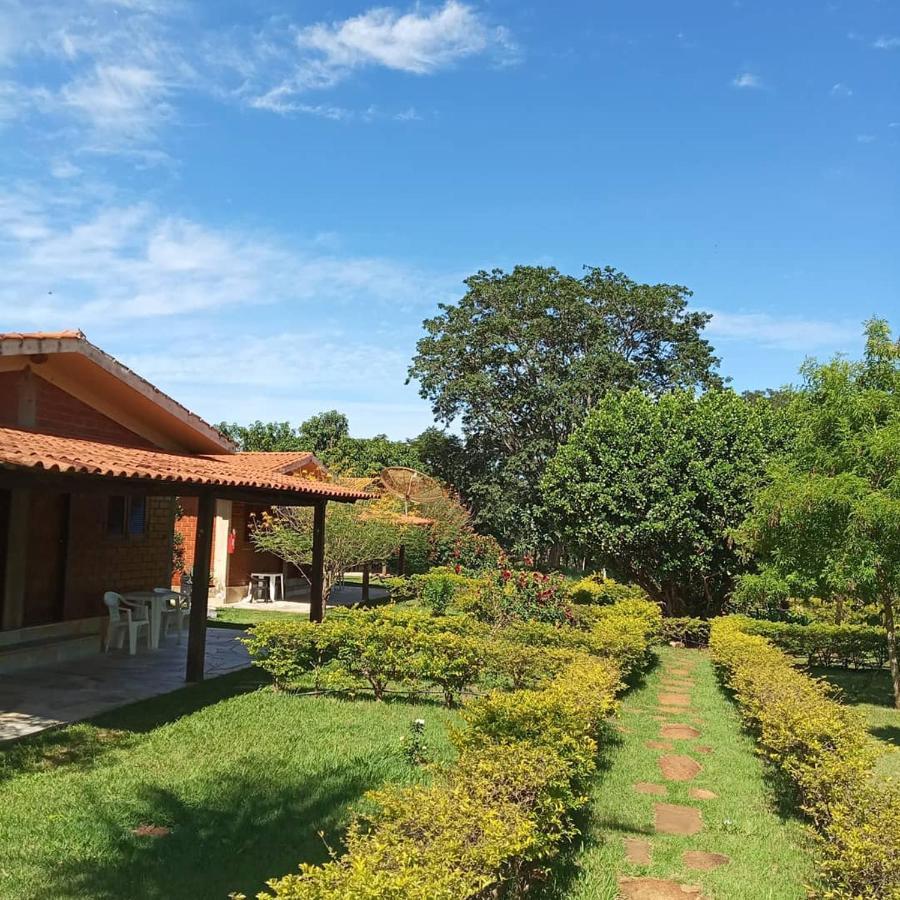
left=408, top=265, right=722, bottom=551
left=736, top=320, right=900, bottom=706
left=297, top=410, right=350, bottom=453
left=542, top=389, right=782, bottom=615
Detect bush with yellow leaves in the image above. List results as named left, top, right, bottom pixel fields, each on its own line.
left=710, top=616, right=900, bottom=899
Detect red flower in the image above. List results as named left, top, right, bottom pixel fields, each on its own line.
left=454, top=564, right=462, bottom=575
left=501, top=569, right=512, bottom=581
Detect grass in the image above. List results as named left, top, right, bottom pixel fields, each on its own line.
left=539, top=647, right=815, bottom=900
left=810, top=666, right=900, bottom=779
left=0, top=669, right=459, bottom=900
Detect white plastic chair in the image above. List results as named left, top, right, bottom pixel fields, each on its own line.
left=103, top=591, right=150, bottom=655
left=155, top=587, right=191, bottom=644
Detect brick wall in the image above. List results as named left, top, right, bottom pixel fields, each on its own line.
left=0, top=372, right=18, bottom=426
left=35, top=376, right=154, bottom=446
left=65, top=493, right=175, bottom=620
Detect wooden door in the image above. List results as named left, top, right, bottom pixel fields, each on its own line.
left=23, top=490, right=70, bottom=627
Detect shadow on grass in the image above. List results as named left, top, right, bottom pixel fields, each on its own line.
left=0, top=669, right=270, bottom=783
left=872, top=724, right=900, bottom=748
left=808, top=666, right=894, bottom=708
left=42, top=761, right=382, bottom=900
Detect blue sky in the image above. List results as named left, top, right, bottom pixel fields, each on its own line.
left=0, top=0, right=897, bottom=439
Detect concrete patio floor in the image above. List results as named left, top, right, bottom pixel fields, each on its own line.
left=0, top=628, right=250, bottom=743
left=222, top=583, right=389, bottom=615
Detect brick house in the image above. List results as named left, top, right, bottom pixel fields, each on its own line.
left=0, top=331, right=367, bottom=677
left=176, top=452, right=328, bottom=604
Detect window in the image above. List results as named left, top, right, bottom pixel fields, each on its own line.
left=107, top=495, right=147, bottom=538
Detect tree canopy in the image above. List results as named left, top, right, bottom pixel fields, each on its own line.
left=542, top=389, right=782, bottom=615
left=735, top=319, right=900, bottom=706
left=408, top=265, right=723, bottom=550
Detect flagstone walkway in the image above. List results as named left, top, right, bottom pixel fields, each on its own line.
left=542, top=646, right=814, bottom=900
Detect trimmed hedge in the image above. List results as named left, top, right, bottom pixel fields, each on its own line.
left=244, top=600, right=661, bottom=704
left=734, top=617, right=888, bottom=670
left=240, top=599, right=656, bottom=899
left=710, top=617, right=900, bottom=899
left=566, top=574, right=649, bottom=606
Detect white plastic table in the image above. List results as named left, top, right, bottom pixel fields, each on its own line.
left=249, top=573, right=284, bottom=603
left=122, top=590, right=168, bottom=649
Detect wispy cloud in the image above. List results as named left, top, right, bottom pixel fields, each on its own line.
left=830, top=82, right=853, bottom=98
left=0, top=183, right=457, bottom=324
left=873, top=35, right=900, bottom=50
left=705, top=310, right=859, bottom=352
left=856, top=133, right=876, bottom=143
left=731, top=72, right=763, bottom=89
left=247, top=1, right=517, bottom=113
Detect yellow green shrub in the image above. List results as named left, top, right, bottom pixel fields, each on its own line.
left=710, top=616, right=899, bottom=898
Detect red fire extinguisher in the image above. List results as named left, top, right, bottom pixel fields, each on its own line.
left=227, top=528, right=236, bottom=554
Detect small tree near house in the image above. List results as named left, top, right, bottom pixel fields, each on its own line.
left=251, top=498, right=405, bottom=603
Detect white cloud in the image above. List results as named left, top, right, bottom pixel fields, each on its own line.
left=856, top=133, right=876, bottom=143
left=873, top=35, right=900, bottom=49
left=296, top=1, right=499, bottom=76
left=732, top=72, right=763, bottom=89
left=830, top=82, right=853, bottom=97
left=60, top=64, right=173, bottom=140
left=705, top=310, right=859, bottom=352
left=245, top=2, right=517, bottom=111
left=0, top=183, right=456, bottom=324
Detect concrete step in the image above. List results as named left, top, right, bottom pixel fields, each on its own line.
left=0, top=633, right=102, bottom=675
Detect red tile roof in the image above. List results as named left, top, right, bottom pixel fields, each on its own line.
left=208, top=451, right=319, bottom=474
left=0, top=427, right=369, bottom=501
left=0, top=330, right=86, bottom=341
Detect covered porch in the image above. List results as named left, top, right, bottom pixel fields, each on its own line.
left=0, top=627, right=249, bottom=742
left=0, top=426, right=369, bottom=683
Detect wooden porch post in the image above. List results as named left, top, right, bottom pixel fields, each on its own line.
left=309, top=499, right=327, bottom=623
left=361, top=562, right=370, bottom=604
left=186, top=492, right=215, bottom=682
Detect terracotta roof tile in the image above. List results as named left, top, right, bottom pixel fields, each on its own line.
left=0, top=427, right=369, bottom=500
left=0, top=330, right=85, bottom=341
left=207, top=451, right=319, bottom=474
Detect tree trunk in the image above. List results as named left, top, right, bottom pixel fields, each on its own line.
left=834, top=595, right=844, bottom=626
left=882, top=593, right=900, bottom=709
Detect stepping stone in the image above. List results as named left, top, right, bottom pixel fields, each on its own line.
left=658, top=693, right=690, bottom=708
left=659, top=755, right=702, bottom=781
left=683, top=850, right=730, bottom=871
left=661, top=724, right=701, bottom=740
left=689, top=788, right=718, bottom=801
left=694, top=745, right=713, bottom=754
left=624, top=837, right=652, bottom=865
left=618, top=876, right=704, bottom=899
left=131, top=824, right=170, bottom=837
left=634, top=781, right=667, bottom=796
left=646, top=739, right=674, bottom=751
left=654, top=803, right=702, bottom=835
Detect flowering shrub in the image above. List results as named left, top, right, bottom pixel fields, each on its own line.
left=710, top=617, right=900, bottom=899
left=462, top=568, right=573, bottom=626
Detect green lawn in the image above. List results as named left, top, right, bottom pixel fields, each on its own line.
left=0, top=669, right=459, bottom=900
left=811, top=666, right=900, bottom=779
left=539, top=647, right=815, bottom=900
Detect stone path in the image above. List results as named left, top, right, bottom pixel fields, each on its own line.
left=618, top=652, right=729, bottom=899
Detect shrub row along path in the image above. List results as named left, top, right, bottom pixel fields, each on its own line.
left=541, top=647, right=814, bottom=900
